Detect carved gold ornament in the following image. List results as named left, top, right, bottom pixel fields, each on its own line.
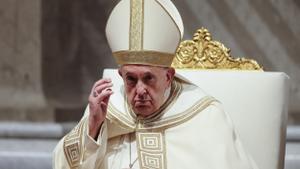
left=172, top=28, right=263, bottom=70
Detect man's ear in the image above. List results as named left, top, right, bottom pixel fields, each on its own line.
left=166, top=67, right=175, bottom=86
left=118, top=67, right=122, bottom=77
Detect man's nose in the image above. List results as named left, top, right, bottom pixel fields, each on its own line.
left=136, top=81, right=147, bottom=95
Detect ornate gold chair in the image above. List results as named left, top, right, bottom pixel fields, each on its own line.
left=103, top=28, right=289, bottom=169
left=173, top=28, right=289, bottom=169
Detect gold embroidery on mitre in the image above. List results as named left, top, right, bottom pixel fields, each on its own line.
left=172, top=27, right=263, bottom=70
left=130, top=0, right=144, bottom=50
left=113, top=50, right=175, bottom=67
left=63, top=118, right=86, bottom=168
left=136, top=132, right=167, bottom=169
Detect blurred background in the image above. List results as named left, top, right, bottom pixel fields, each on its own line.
left=0, top=0, right=299, bottom=168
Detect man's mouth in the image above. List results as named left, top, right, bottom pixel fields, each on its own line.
left=134, top=100, right=151, bottom=107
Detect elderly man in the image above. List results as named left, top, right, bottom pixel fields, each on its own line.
left=53, top=0, right=258, bottom=169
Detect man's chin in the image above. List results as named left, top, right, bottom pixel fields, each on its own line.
left=133, top=106, right=154, bottom=117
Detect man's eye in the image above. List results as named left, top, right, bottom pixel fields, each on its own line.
left=145, top=75, right=152, bottom=80
left=127, top=76, right=135, bottom=81
left=144, top=75, right=154, bottom=83
left=126, top=76, right=137, bottom=84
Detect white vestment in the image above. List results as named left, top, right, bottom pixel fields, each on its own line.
left=52, top=77, right=258, bottom=169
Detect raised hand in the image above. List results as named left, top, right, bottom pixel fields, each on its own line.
left=88, top=78, right=113, bottom=139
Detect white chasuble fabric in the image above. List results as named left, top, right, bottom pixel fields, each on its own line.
left=52, top=77, right=258, bottom=169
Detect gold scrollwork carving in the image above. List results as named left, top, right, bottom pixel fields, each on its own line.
left=172, top=27, right=263, bottom=70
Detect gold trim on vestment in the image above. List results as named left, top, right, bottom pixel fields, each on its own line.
left=134, top=95, right=216, bottom=168
left=130, top=0, right=144, bottom=50
left=107, top=104, right=136, bottom=130
left=63, top=117, right=86, bottom=168
left=113, top=50, right=175, bottom=67
left=106, top=79, right=216, bottom=131
left=136, top=131, right=167, bottom=169
left=136, top=96, right=216, bottom=131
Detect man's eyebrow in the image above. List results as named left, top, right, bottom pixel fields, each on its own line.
left=143, top=72, right=154, bottom=76
left=125, top=72, right=135, bottom=76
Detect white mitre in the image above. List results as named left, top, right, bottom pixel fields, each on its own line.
left=105, top=0, right=184, bottom=67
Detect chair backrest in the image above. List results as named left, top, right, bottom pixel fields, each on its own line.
left=176, top=70, right=289, bottom=169
left=171, top=28, right=290, bottom=169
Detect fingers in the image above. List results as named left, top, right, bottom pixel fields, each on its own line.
left=90, top=78, right=112, bottom=97
left=96, top=88, right=113, bottom=103
left=89, top=88, right=113, bottom=104
left=94, top=82, right=113, bottom=94
left=88, top=79, right=113, bottom=132
left=91, top=78, right=112, bottom=92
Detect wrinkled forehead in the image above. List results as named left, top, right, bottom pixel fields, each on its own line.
left=119, top=64, right=168, bottom=76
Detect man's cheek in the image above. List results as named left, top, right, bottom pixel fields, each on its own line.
left=128, top=92, right=136, bottom=103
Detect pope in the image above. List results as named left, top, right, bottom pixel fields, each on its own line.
left=52, top=0, right=258, bottom=169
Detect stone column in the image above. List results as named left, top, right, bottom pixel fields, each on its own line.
left=0, top=0, right=53, bottom=121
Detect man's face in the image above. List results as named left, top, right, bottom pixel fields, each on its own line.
left=119, top=65, right=175, bottom=117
